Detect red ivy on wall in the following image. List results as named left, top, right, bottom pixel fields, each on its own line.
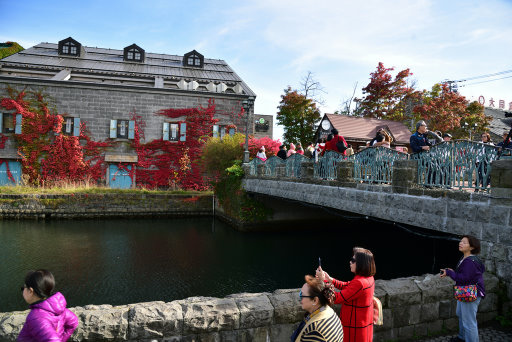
left=0, top=88, right=111, bottom=185
left=1, top=88, right=239, bottom=190
left=130, top=99, right=220, bottom=190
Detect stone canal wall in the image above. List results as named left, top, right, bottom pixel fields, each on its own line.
left=0, top=193, right=213, bottom=219
left=0, top=273, right=501, bottom=341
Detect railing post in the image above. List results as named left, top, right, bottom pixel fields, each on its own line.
left=301, top=161, right=314, bottom=181
left=490, top=159, right=512, bottom=200
left=257, top=163, right=265, bottom=177
left=242, top=164, right=252, bottom=178
left=392, top=160, right=419, bottom=194
left=337, top=161, right=356, bottom=187
left=276, top=164, right=286, bottom=178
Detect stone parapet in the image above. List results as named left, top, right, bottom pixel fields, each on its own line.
left=0, top=273, right=500, bottom=341
left=0, top=193, right=212, bottom=219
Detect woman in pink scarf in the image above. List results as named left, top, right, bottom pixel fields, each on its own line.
left=287, top=143, right=297, bottom=157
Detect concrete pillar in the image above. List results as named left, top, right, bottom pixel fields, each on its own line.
left=257, top=164, right=265, bottom=177
left=301, top=162, right=314, bottom=180
left=336, top=161, right=356, bottom=187
left=392, top=160, right=418, bottom=194
left=242, top=164, right=251, bottom=177
left=490, top=159, right=512, bottom=200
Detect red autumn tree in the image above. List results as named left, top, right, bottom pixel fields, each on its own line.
left=356, top=62, right=417, bottom=121
left=413, top=83, right=491, bottom=137
left=247, top=136, right=282, bottom=157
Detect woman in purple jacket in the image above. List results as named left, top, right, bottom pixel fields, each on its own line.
left=440, top=235, right=485, bottom=342
left=18, top=269, right=78, bottom=342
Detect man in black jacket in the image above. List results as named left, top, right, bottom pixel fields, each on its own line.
left=277, top=145, right=287, bottom=159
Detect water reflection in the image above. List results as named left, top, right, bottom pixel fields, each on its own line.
left=0, top=218, right=459, bottom=312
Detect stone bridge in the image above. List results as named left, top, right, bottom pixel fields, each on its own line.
left=242, top=154, right=512, bottom=300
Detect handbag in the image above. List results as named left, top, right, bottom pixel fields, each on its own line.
left=454, top=284, right=478, bottom=302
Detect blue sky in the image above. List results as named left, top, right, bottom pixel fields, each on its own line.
left=1, top=0, right=511, bottom=140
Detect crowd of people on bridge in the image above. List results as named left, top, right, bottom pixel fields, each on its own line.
left=257, top=121, right=512, bottom=164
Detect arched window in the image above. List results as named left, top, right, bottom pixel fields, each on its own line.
left=183, top=50, right=204, bottom=68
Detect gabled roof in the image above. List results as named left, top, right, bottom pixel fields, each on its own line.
left=323, top=114, right=413, bottom=144
left=484, top=107, right=512, bottom=139
left=0, top=42, right=256, bottom=96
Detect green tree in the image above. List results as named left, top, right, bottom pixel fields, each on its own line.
left=276, top=86, right=321, bottom=146
left=0, top=42, right=24, bottom=59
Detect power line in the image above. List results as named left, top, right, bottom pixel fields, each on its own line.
left=458, top=74, right=512, bottom=87
left=453, top=69, right=512, bottom=83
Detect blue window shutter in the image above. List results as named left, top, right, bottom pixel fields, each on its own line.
left=229, top=128, right=235, bottom=136
left=110, top=120, right=117, bottom=138
left=163, top=122, right=169, bottom=140
left=73, top=117, right=80, bottom=136
left=15, top=114, right=22, bottom=134
left=0, top=113, right=3, bottom=133
left=128, top=120, right=135, bottom=139
left=180, top=122, right=187, bottom=141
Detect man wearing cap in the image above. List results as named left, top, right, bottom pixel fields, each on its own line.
left=410, top=120, right=432, bottom=154
left=442, top=133, right=452, bottom=142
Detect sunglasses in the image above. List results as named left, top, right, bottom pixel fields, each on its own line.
left=299, top=290, right=316, bottom=299
left=350, top=257, right=356, bottom=264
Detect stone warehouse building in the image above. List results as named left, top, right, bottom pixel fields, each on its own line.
left=0, top=37, right=256, bottom=187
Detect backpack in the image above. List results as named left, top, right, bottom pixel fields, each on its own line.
left=335, top=137, right=347, bottom=153
left=372, top=296, right=383, bottom=325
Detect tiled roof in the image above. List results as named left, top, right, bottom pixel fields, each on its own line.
left=484, top=107, right=512, bottom=138
left=0, top=42, right=256, bottom=96
left=324, top=114, right=413, bottom=144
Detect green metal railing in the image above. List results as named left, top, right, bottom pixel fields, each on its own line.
left=351, top=147, right=409, bottom=183
left=247, top=141, right=510, bottom=191
left=264, top=156, right=285, bottom=176
left=285, top=153, right=308, bottom=178
left=314, top=150, right=346, bottom=180
left=414, top=140, right=501, bottom=191
left=247, top=157, right=264, bottom=176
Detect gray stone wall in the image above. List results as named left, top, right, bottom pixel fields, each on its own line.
left=0, top=80, right=252, bottom=157
left=242, top=160, right=512, bottom=301
left=0, top=273, right=500, bottom=341
left=0, top=193, right=212, bottom=219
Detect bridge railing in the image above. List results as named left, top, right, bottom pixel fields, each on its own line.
left=245, top=141, right=511, bottom=192
left=264, top=156, right=285, bottom=177
left=350, top=147, right=409, bottom=184
left=314, top=150, right=347, bottom=180
left=414, top=140, right=504, bottom=191
left=247, top=157, right=264, bottom=176
left=285, top=153, right=309, bottom=178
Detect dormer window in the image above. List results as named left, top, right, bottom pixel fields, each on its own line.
left=183, top=50, right=204, bottom=68
left=58, top=37, right=81, bottom=57
left=123, top=44, right=145, bottom=62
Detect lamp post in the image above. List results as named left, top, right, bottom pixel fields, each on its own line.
left=242, top=96, right=255, bottom=163
left=463, top=122, right=478, bottom=141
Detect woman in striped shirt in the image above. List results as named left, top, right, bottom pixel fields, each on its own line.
left=291, top=275, right=344, bottom=342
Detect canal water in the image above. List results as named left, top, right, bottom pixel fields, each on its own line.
left=0, top=217, right=460, bottom=312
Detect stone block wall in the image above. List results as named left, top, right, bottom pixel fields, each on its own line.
left=0, top=193, right=212, bottom=219
left=0, top=80, right=250, bottom=157
left=0, top=273, right=500, bottom=341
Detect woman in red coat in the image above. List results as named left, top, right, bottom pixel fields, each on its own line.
left=317, top=247, right=376, bottom=342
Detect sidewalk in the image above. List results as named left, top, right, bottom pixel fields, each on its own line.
left=416, top=327, right=512, bottom=341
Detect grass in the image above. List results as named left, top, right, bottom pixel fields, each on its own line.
left=0, top=184, right=212, bottom=196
